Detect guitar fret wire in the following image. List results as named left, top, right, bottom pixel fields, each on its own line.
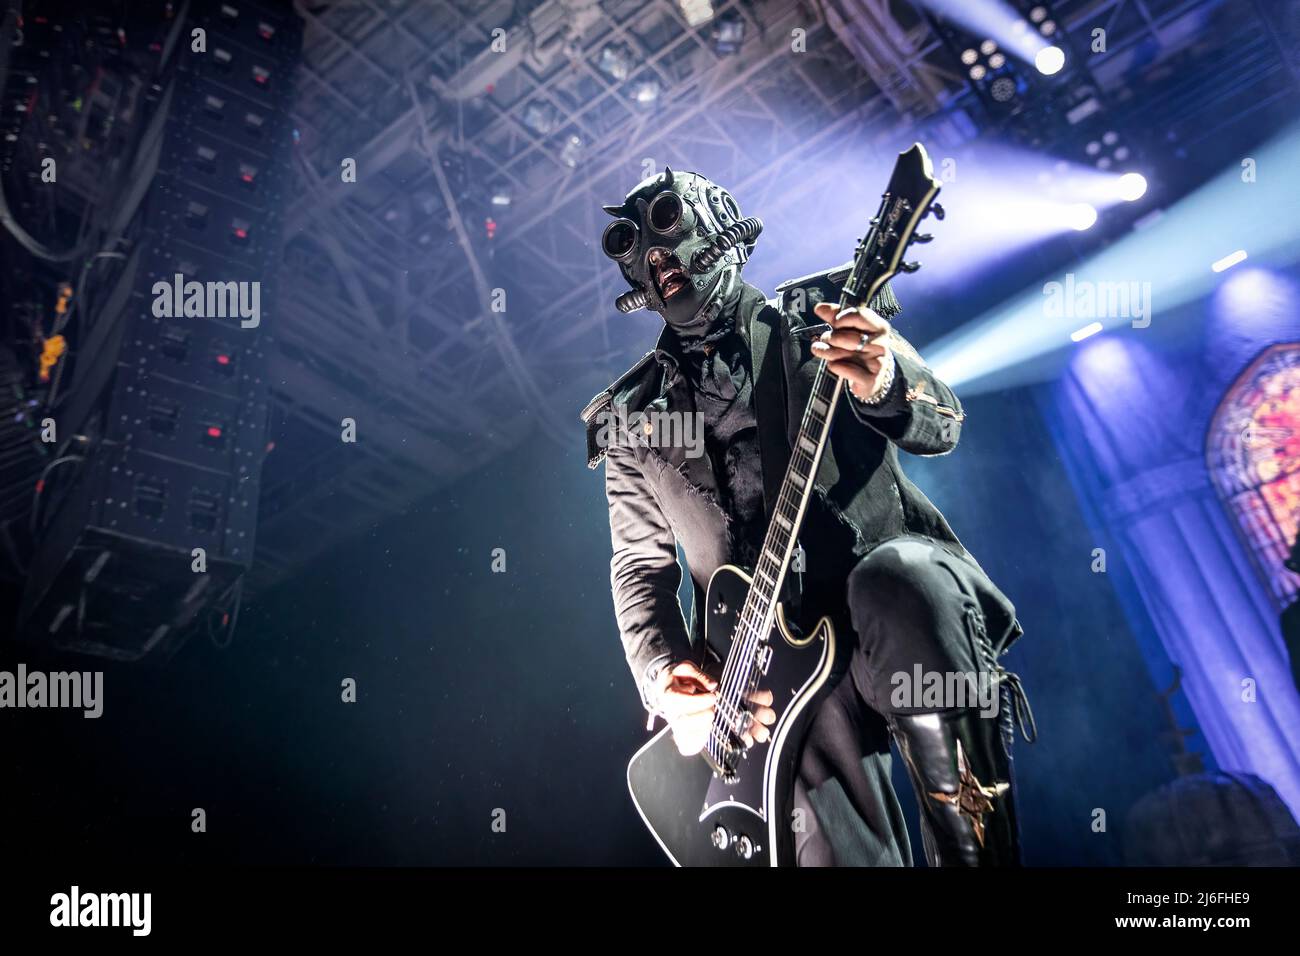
left=712, top=363, right=846, bottom=754
left=714, top=375, right=838, bottom=725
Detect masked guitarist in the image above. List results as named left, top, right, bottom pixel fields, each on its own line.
left=581, top=167, right=1034, bottom=866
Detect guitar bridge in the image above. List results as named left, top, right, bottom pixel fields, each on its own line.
left=702, top=747, right=739, bottom=785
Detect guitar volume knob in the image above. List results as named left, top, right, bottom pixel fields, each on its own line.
left=735, top=835, right=754, bottom=860
left=711, top=825, right=731, bottom=850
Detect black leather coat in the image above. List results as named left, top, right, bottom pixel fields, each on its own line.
left=583, top=271, right=1019, bottom=707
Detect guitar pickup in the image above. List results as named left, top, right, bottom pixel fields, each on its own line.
left=757, top=644, right=772, bottom=675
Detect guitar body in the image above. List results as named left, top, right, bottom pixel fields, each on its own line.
left=626, top=565, right=836, bottom=867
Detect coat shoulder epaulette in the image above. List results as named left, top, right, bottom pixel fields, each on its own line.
left=773, top=261, right=901, bottom=319
left=579, top=350, right=661, bottom=470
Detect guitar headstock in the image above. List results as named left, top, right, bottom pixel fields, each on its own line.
left=842, top=143, right=943, bottom=310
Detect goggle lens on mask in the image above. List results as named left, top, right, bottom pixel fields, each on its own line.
left=602, top=219, right=638, bottom=260
left=648, top=191, right=696, bottom=236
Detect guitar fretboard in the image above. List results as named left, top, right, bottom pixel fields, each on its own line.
left=711, top=353, right=844, bottom=745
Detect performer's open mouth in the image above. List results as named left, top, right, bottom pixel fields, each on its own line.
left=650, top=249, right=689, bottom=301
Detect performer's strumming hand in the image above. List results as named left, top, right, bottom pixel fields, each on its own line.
left=650, top=660, right=776, bottom=756
left=810, top=301, right=897, bottom=404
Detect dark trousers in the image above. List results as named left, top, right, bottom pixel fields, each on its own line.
left=791, top=534, right=1017, bottom=867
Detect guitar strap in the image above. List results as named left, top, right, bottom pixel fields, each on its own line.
left=748, top=298, right=791, bottom=521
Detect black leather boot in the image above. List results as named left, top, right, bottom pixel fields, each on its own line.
left=890, top=706, right=1022, bottom=866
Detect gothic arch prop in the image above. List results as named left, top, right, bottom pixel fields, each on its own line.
left=1207, top=343, right=1300, bottom=609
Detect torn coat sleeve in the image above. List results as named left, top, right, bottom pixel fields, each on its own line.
left=604, top=441, right=694, bottom=711
left=845, top=332, right=965, bottom=457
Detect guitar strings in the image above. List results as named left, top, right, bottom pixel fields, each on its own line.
left=713, top=363, right=837, bottom=727
left=709, top=357, right=844, bottom=762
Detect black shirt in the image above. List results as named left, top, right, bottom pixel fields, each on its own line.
left=673, top=322, right=860, bottom=605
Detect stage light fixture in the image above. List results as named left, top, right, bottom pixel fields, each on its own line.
left=1067, top=203, right=1098, bottom=230
left=632, top=79, right=661, bottom=106
left=712, top=13, right=745, bottom=54
left=1071, top=321, right=1103, bottom=342
left=559, top=134, right=583, bottom=168
left=1035, top=45, right=1065, bottom=74
left=677, top=0, right=715, bottom=26
left=597, top=44, right=633, bottom=82
left=990, top=76, right=1018, bottom=102
left=522, top=101, right=557, bottom=135
left=1116, top=173, right=1147, bottom=202
left=1212, top=249, right=1248, bottom=273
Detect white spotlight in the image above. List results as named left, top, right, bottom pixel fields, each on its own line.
left=1035, top=45, right=1065, bottom=75
left=1067, top=203, right=1098, bottom=231
left=1117, top=172, right=1148, bottom=202
left=1071, top=321, right=1103, bottom=342
left=1212, top=249, right=1248, bottom=272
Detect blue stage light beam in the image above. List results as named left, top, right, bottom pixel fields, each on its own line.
left=925, top=123, right=1300, bottom=394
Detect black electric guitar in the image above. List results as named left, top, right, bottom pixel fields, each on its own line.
left=626, top=143, right=944, bottom=867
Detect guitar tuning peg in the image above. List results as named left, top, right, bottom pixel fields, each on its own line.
left=928, top=202, right=945, bottom=220
left=911, top=232, right=934, bottom=244
left=899, top=260, right=922, bottom=273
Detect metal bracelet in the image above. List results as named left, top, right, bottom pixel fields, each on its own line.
left=856, top=350, right=896, bottom=406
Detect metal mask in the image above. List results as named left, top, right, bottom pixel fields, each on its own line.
left=601, top=167, right=762, bottom=336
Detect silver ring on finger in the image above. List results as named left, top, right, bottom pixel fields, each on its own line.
left=855, top=332, right=870, bottom=352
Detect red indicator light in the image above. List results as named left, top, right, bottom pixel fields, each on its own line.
left=234, top=228, right=247, bottom=239
left=216, top=354, right=231, bottom=365
left=207, top=426, right=223, bottom=438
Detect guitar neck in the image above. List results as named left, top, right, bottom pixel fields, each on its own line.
left=708, top=142, right=941, bottom=772
left=737, top=353, right=844, bottom=642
